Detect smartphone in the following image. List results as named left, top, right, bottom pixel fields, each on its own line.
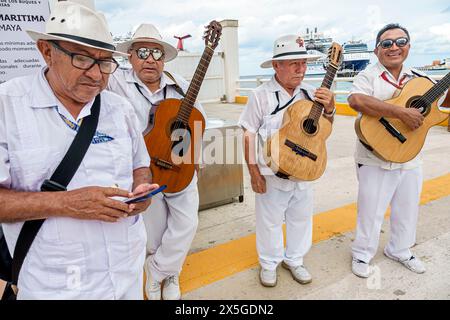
left=124, top=185, right=167, bottom=204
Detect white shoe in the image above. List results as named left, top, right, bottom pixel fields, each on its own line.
left=259, top=268, right=277, bottom=287
left=282, top=261, right=312, bottom=284
left=144, top=257, right=162, bottom=300
left=162, top=275, right=181, bottom=300
left=352, top=258, right=371, bottom=278
left=384, top=248, right=426, bottom=274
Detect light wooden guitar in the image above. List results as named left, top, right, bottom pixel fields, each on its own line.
left=144, top=21, right=222, bottom=193
left=355, top=71, right=450, bottom=163
left=264, top=43, right=343, bottom=181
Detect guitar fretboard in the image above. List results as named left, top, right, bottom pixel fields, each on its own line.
left=421, top=72, right=450, bottom=106
left=309, top=65, right=338, bottom=123
left=177, top=47, right=214, bottom=123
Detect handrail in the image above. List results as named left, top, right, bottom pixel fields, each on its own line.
left=236, top=74, right=446, bottom=97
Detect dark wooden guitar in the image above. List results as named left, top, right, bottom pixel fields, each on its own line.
left=355, top=72, right=450, bottom=163
left=263, top=43, right=343, bottom=181
left=144, top=21, right=222, bottom=193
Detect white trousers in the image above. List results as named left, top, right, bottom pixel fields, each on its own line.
left=142, top=177, right=199, bottom=282
left=255, top=176, right=314, bottom=271
left=352, top=165, right=423, bottom=263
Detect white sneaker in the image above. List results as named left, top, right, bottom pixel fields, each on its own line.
left=282, top=261, right=312, bottom=284
left=162, top=275, right=181, bottom=300
left=144, top=257, right=162, bottom=300
left=384, top=248, right=426, bottom=274
left=352, top=258, right=371, bottom=278
left=259, top=268, right=277, bottom=287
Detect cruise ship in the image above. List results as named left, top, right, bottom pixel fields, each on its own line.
left=340, top=40, right=371, bottom=75
left=305, top=41, right=372, bottom=76
left=302, top=27, right=333, bottom=54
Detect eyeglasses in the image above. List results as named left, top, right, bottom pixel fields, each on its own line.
left=50, top=41, right=119, bottom=74
left=134, top=47, right=165, bottom=61
left=377, top=37, right=409, bottom=49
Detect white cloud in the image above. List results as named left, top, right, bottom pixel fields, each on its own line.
left=97, top=0, right=450, bottom=74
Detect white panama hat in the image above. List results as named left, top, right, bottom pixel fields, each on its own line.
left=26, top=0, right=127, bottom=56
left=261, top=34, right=323, bottom=68
left=116, top=23, right=178, bottom=62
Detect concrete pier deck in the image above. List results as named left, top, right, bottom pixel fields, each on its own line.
left=180, top=102, right=450, bottom=300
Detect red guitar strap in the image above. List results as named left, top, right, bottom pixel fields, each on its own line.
left=381, top=71, right=408, bottom=89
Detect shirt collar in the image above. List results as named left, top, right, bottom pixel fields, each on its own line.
left=268, top=75, right=308, bottom=96
left=128, top=69, right=175, bottom=93
left=30, top=67, right=60, bottom=109
left=376, top=61, right=414, bottom=81
left=30, top=67, right=95, bottom=121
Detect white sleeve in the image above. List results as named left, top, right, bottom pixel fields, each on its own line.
left=348, top=71, right=374, bottom=99
left=238, top=91, right=263, bottom=134
left=123, top=100, right=151, bottom=169
left=437, top=90, right=449, bottom=112
left=0, top=100, right=11, bottom=189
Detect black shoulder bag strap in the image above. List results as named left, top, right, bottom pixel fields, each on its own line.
left=10, top=94, right=101, bottom=291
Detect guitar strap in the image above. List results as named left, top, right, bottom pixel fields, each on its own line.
left=270, top=88, right=313, bottom=115
left=380, top=71, right=408, bottom=89
left=134, top=71, right=186, bottom=128
left=270, top=88, right=313, bottom=180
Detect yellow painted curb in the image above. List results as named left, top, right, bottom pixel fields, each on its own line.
left=235, top=96, right=248, bottom=104
left=335, top=102, right=358, bottom=116
left=180, top=173, right=450, bottom=293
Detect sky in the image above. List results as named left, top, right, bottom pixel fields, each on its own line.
left=95, top=0, right=450, bottom=76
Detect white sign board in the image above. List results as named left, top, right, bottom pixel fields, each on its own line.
left=0, top=0, right=50, bottom=84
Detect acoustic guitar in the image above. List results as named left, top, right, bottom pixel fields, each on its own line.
left=355, top=71, right=450, bottom=163
left=263, top=43, right=343, bottom=181
left=144, top=21, right=222, bottom=193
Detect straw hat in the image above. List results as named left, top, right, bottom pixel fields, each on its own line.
left=261, top=34, right=322, bottom=68
left=116, top=23, right=178, bottom=62
left=26, top=0, right=127, bottom=56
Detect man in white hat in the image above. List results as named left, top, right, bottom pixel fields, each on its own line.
left=108, top=23, right=206, bottom=300
left=348, top=23, right=449, bottom=278
left=238, top=35, right=336, bottom=287
left=0, top=0, right=158, bottom=299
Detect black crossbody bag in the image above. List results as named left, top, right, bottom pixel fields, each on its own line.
left=0, top=94, right=101, bottom=300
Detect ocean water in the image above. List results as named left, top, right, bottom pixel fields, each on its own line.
left=239, top=69, right=449, bottom=104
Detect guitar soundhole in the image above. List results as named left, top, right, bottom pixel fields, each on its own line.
left=409, top=97, right=429, bottom=115
left=170, top=120, right=191, bottom=157
left=302, top=118, right=318, bottom=135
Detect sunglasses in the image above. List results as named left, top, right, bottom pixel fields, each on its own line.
left=134, top=47, right=165, bottom=61
left=377, top=37, right=409, bottom=49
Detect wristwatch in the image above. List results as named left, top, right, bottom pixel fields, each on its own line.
left=323, top=107, right=336, bottom=118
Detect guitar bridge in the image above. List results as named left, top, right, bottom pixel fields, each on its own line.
left=155, top=158, right=175, bottom=170
left=379, top=118, right=407, bottom=143
left=285, top=140, right=318, bottom=161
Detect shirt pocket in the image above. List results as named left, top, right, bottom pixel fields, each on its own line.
left=108, top=215, right=146, bottom=275
left=25, top=240, right=87, bottom=291
left=9, top=147, right=62, bottom=191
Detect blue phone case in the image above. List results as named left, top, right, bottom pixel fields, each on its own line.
left=124, top=185, right=167, bottom=204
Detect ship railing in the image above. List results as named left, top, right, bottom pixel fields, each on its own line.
left=237, top=75, right=445, bottom=97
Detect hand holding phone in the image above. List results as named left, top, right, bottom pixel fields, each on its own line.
left=124, top=185, right=167, bottom=204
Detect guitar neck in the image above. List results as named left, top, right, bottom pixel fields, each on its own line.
left=309, top=65, right=338, bottom=120
left=178, top=46, right=214, bottom=123
left=422, top=72, right=450, bottom=105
